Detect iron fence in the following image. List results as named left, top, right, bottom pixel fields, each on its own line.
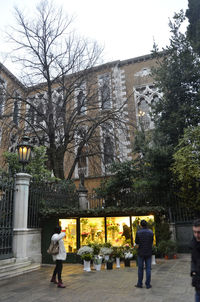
left=88, top=194, right=105, bottom=209
left=28, top=181, right=79, bottom=228
left=0, top=176, right=14, bottom=260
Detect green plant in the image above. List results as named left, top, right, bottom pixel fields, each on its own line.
left=158, top=240, right=177, bottom=258
left=112, top=246, right=123, bottom=258
left=152, top=245, right=158, bottom=256
left=102, top=242, right=112, bottom=248
left=90, top=242, right=101, bottom=255
left=81, top=253, right=93, bottom=261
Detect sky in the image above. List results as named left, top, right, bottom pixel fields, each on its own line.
left=0, top=0, right=189, bottom=75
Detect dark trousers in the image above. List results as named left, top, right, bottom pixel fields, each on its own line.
left=52, top=260, right=63, bottom=281
left=137, top=255, right=152, bottom=287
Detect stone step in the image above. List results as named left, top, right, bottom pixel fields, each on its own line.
left=0, top=260, right=32, bottom=274
left=0, top=259, right=40, bottom=281
left=0, top=258, right=16, bottom=266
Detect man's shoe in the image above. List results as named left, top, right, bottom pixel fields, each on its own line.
left=146, top=285, right=152, bottom=289
left=135, top=284, right=143, bottom=288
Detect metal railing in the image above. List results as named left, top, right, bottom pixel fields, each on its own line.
left=0, top=177, right=14, bottom=260
left=28, top=181, right=79, bottom=228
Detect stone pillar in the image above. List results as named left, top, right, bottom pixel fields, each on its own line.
left=77, top=168, right=89, bottom=210
left=78, top=187, right=89, bottom=210
left=13, top=173, right=31, bottom=261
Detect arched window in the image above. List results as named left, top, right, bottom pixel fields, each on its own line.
left=138, top=98, right=151, bottom=129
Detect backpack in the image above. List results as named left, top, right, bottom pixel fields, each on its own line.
left=47, top=241, right=59, bottom=255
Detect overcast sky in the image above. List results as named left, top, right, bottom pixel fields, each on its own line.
left=0, top=0, right=189, bottom=75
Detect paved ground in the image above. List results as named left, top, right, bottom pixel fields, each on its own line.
left=0, top=254, right=195, bottom=302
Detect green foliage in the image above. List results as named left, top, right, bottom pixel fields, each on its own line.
left=186, top=0, right=200, bottom=55
left=94, top=160, right=139, bottom=201
left=3, top=151, right=21, bottom=175
left=112, top=246, right=123, bottom=258
left=155, top=221, right=172, bottom=244
left=152, top=11, right=200, bottom=148
left=2, top=146, right=56, bottom=182
left=171, top=125, right=200, bottom=210
left=158, top=240, right=177, bottom=257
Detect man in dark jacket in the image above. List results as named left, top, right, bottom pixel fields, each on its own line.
left=191, top=219, right=200, bottom=302
left=135, top=219, right=153, bottom=289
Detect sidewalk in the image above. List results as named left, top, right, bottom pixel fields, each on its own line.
left=0, top=254, right=194, bottom=302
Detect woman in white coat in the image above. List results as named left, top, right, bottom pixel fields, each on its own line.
left=50, top=226, right=67, bottom=288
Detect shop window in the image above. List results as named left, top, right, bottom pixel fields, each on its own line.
left=59, top=219, right=77, bottom=253
left=132, top=215, right=156, bottom=244
left=80, top=217, right=105, bottom=246
left=107, top=217, right=131, bottom=247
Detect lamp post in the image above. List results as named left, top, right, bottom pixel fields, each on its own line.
left=16, top=136, right=32, bottom=172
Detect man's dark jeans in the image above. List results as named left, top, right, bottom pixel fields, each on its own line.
left=195, top=290, right=200, bottom=302
left=137, top=255, right=152, bottom=287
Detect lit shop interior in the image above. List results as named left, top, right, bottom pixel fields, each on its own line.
left=59, top=215, right=156, bottom=253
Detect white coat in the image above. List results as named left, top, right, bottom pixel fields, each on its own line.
left=51, top=232, right=67, bottom=261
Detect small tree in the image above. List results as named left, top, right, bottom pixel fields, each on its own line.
left=171, top=125, right=200, bottom=210
left=1, top=0, right=128, bottom=180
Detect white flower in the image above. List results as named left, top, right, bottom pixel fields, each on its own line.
left=77, top=246, right=93, bottom=256
left=124, top=252, right=133, bottom=259
left=100, top=247, right=113, bottom=255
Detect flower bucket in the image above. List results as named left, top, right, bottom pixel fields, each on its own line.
left=107, top=262, right=113, bottom=270
left=116, top=257, right=120, bottom=268
left=124, top=258, right=130, bottom=267
left=95, top=264, right=101, bottom=271
left=83, top=260, right=91, bottom=272
left=151, top=255, right=156, bottom=265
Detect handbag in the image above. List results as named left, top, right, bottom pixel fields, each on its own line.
left=47, top=241, right=59, bottom=255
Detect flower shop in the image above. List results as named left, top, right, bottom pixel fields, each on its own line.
left=42, top=213, right=156, bottom=264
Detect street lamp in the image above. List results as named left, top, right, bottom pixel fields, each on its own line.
left=17, top=136, right=32, bottom=172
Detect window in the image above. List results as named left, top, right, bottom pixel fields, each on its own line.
left=78, top=145, right=87, bottom=170
left=99, top=73, right=112, bottom=110
left=75, top=126, right=88, bottom=177
left=138, top=98, right=151, bottom=129
left=101, top=122, right=115, bottom=169
left=13, top=101, right=19, bottom=125
left=134, top=85, right=162, bottom=130
left=13, top=92, right=21, bottom=126
left=77, top=90, right=86, bottom=115
left=75, top=83, right=86, bottom=115
left=36, top=102, right=44, bottom=124
left=103, top=135, right=114, bottom=165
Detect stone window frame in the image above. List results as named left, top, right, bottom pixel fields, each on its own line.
left=134, top=84, right=162, bottom=130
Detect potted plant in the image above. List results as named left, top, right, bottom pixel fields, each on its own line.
left=123, top=244, right=133, bottom=267
left=100, top=245, right=113, bottom=269
left=93, top=255, right=103, bottom=271
left=113, top=246, right=123, bottom=268
left=158, top=240, right=177, bottom=259
left=77, top=246, right=94, bottom=271
left=106, top=256, right=114, bottom=270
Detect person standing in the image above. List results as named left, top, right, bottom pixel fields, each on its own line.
left=191, top=219, right=200, bottom=302
left=50, top=226, right=67, bottom=288
left=135, top=219, right=153, bottom=289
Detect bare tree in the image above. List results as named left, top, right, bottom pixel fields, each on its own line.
left=1, top=0, right=129, bottom=179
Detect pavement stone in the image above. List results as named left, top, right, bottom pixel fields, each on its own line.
left=0, top=254, right=195, bottom=302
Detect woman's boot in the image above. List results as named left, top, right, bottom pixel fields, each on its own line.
left=50, top=276, right=58, bottom=284
left=57, top=279, right=66, bottom=288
